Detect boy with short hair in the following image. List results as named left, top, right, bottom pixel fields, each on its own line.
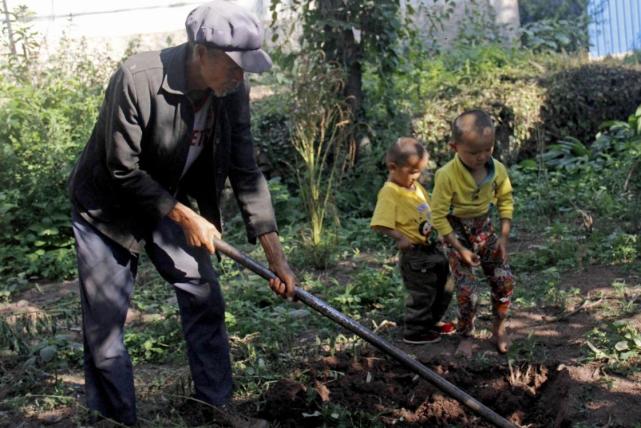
left=371, top=137, right=454, bottom=345
left=431, top=110, right=515, bottom=354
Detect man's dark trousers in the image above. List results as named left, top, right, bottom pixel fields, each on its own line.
left=72, top=210, right=233, bottom=425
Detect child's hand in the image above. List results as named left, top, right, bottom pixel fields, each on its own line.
left=397, top=236, right=414, bottom=251
left=495, top=236, right=509, bottom=264
left=459, top=248, right=480, bottom=267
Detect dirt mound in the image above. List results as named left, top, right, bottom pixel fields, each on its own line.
left=261, top=351, right=557, bottom=427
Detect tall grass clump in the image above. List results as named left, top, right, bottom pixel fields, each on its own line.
left=288, top=53, right=351, bottom=269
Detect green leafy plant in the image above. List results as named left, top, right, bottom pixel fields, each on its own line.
left=520, top=18, right=588, bottom=53
left=585, top=322, right=641, bottom=371
left=0, top=13, right=112, bottom=281
left=539, top=136, right=590, bottom=171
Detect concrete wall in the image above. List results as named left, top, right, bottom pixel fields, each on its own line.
left=407, top=0, right=520, bottom=48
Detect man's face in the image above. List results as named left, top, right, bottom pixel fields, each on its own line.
left=450, top=129, right=495, bottom=172
left=198, top=48, right=245, bottom=96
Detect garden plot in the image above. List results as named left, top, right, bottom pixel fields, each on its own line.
left=1, top=256, right=640, bottom=427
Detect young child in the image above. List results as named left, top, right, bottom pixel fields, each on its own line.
left=431, top=110, right=515, bottom=354
left=371, top=137, right=454, bottom=344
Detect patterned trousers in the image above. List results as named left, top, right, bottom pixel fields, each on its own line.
left=446, top=215, right=514, bottom=335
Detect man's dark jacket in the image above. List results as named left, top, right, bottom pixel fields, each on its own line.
left=69, top=43, right=276, bottom=253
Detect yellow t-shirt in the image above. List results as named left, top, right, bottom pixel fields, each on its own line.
left=431, top=154, right=514, bottom=236
left=370, top=181, right=437, bottom=245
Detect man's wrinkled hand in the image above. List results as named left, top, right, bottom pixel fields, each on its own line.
left=269, top=261, right=297, bottom=300
left=168, top=202, right=221, bottom=254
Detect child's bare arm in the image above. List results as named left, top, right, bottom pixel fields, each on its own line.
left=444, top=232, right=480, bottom=266
left=372, top=226, right=414, bottom=250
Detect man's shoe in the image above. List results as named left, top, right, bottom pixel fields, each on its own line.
left=431, top=322, right=456, bottom=335
left=403, top=331, right=441, bottom=344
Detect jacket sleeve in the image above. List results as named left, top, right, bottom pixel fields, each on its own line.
left=430, top=169, right=454, bottom=236
left=103, top=65, right=176, bottom=223
left=226, top=80, right=278, bottom=243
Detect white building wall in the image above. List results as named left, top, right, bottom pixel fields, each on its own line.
left=5, top=0, right=272, bottom=57
left=5, top=0, right=519, bottom=59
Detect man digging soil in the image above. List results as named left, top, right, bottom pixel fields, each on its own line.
left=68, top=1, right=295, bottom=426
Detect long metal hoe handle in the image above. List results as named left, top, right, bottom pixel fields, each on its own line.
left=213, top=238, right=518, bottom=428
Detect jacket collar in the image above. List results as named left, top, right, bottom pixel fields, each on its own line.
left=454, top=153, right=496, bottom=187
left=160, top=43, right=190, bottom=96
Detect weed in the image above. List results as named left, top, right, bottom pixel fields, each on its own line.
left=508, top=332, right=547, bottom=362
left=584, top=322, right=641, bottom=373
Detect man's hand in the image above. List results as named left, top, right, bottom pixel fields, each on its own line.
left=168, top=202, right=220, bottom=254
left=268, top=260, right=297, bottom=300
left=259, top=232, right=297, bottom=300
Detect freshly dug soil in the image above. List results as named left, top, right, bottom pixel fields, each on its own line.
left=260, top=349, right=639, bottom=427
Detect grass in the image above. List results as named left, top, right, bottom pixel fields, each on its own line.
left=3, top=149, right=641, bottom=425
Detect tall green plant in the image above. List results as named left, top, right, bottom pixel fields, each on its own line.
left=0, top=4, right=40, bottom=81
left=289, top=54, right=350, bottom=260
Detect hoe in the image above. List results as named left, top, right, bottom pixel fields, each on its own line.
left=214, top=238, right=518, bottom=428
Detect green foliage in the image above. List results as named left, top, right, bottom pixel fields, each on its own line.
left=585, top=322, right=641, bottom=372
left=328, top=265, right=401, bottom=316
left=518, top=0, right=589, bottom=53
left=512, top=266, right=580, bottom=309
left=0, top=5, right=41, bottom=81
left=519, top=0, right=588, bottom=24
left=402, top=43, right=641, bottom=166
left=0, top=32, right=111, bottom=280
left=539, top=62, right=641, bottom=149
left=520, top=18, right=588, bottom=53
left=269, top=0, right=408, bottom=79
left=124, top=317, right=185, bottom=364
left=454, top=0, right=505, bottom=47
left=405, top=44, right=545, bottom=164
left=513, top=105, right=641, bottom=271
left=251, top=88, right=293, bottom=180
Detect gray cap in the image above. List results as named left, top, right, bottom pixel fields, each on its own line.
left=185, top=1, right=272, bottom=73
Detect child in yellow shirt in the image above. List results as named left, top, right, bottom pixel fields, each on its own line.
left=371, top=137, right=454, bottom=344
left=431, top=110, right=514, bottom=353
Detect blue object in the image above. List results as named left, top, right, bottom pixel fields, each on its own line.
left=589, top=0, right=641, bottom=57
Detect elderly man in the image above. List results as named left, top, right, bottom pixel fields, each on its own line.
left=68, top=1, right=295, bottom=426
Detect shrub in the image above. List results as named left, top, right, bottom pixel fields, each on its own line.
left=405, top=45, right=641, bottom=165
left=406, top=44, right=546, bottom=165
left=0, top=37, right=112, bottom=280
left=520, top=18, right=588, bottom=53
left=537, top=62, right=641, bottom=152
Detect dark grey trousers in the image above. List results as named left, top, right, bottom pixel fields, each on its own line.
left=72, top=210, right=232, bottom=425
left=399, top=244, right=453, bottom=336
